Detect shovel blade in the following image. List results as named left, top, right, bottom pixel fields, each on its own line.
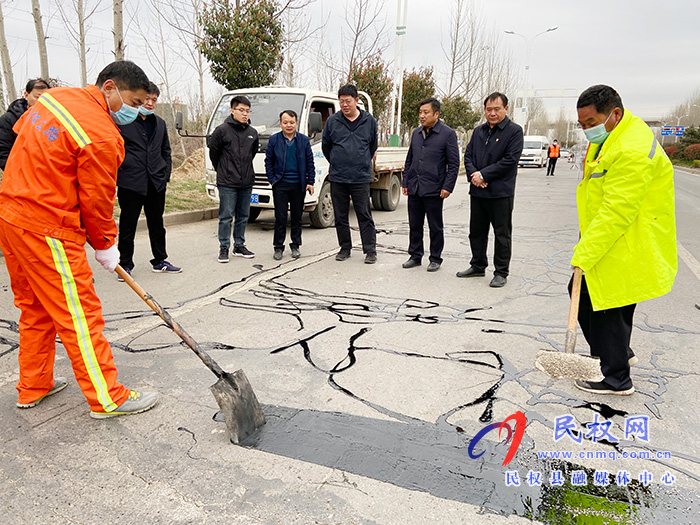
left=535, top=349, right=604, bottom=382
left=210, top=369, right=266, bottom=444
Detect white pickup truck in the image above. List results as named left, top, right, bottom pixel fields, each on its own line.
left=200, top=86, right=408, bottom=228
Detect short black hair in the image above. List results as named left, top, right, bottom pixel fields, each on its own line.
left=338, top=84, right=358, bottom=98
left=147, top=82, right=160, bottom=97
left=576, top=85, right=624, bottom=114
left=420, top=97, right=440, bottom=114
left=279, top=109, right=298, bottom=121
left=230, top=95, right=251, bottom=108
left=484, top=92, right=508, bottom=108
left=25, top=78, right=50, bottom=93
left=96, top=61, right=149, bottom=92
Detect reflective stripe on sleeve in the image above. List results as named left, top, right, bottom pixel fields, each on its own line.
left=590, top=170, right=607, bottom=179
left=648, top=139, right=657, bottom=160
left=39, top=93, right=92, bottom=148
left=46, top=237, right=118, bottom=411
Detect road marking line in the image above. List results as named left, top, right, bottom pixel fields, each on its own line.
left=678, top=242, right=700, bottom=282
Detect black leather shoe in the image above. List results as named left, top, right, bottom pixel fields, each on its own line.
left=426, top=262, right=440, bottom=272
left=489, top=275, right=507, bottom=287
left=575, top=380, right=634, bottom=396
left=364, top=253, right=377, bottom=264
left=336, top=249, right=351, bottom=261
left=456, top=267, right=485, bottom=278
left=402, top=258, right=421, bottom=269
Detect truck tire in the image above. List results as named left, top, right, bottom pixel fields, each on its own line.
left=247, top=207, right=262, bottom=223
left=309, top=182, right=334, bottom=228
left=371, top=189, right=383, bottom=210
left=379, top=173, right=402, bottom=211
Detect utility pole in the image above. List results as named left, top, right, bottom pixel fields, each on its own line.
left=388, top=0, right=408, bottom=147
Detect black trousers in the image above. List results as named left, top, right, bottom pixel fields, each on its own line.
left=468, top=195, right=513, bottom=276
left=547, top=157, right=558, bottom=175
left=569, top=275, right=635, bottom=390
left=330, top=181, right=376, bottom=254
left=407, top=194, right=444, bottom=264
left=272, top=180, right=305, bottom=250
left=117, top=182, right=167, bottom=269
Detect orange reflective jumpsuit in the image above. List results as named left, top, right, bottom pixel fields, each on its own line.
left=0, top=85, right=130, bottom=413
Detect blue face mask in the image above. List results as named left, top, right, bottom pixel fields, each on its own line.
left=107, top=86, right=139, bottom=125
left=139, top=106, right=154, bottom=116
left=583, top=110, right=614, bottom=144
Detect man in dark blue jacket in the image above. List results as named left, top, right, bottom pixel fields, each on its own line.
left=459, top=92, right=523, bottom=287
left=401, top=98, right=459, bottom=272
left=0, top=78, right=50, bottom=170
left=117, top=82, right=180, bottom=279
left=322, top=84, right=378, bottom=264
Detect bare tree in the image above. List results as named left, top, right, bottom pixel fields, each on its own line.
left=31, top=0, right=50, bottom=79
left=56, top=0, right=104, bottom=86
left=274, top=0, right=321, bottom=87
left=341, top=0, right=389, bottom=81
left=441, top=0, right=473, bottom=98
left=0, top=0, right=17, bottom=104
left=113, top=0, right=124, bottom=60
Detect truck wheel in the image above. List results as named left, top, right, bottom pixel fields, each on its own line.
left=379, top=173, right=402, bottom=211
left=248, top=207, right=262, bottom=223
left=309, top=182, right=334, bottom=228
left=371, top=189, right=383, bottom=210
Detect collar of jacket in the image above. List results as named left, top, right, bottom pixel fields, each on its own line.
left=225, top=114, right=249, bottom=130
left=7, top=98, right=28, bottom=116
left=585, top=110, right=634, bottom=163
left=489, top=115, right=511, bottom=131
left=421, top=119, right=443, bottom=135
left=340, top=109, right=368, bottom=127
left=85, top=84, right=110, bottom=115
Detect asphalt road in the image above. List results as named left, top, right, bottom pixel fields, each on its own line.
left=1, top=164, right=698, bottom=524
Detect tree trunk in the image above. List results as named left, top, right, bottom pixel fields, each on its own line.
left=78, top=0, right=87, bottom=86
left=31, top=0, right=50, bottom=79
left=0, top=1, right=17, bottom=102
left=113, top=0, right=124, bottom=60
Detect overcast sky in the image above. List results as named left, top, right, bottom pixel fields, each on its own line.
left=2, top=0, right=698, bottom=122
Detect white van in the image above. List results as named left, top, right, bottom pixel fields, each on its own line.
left=519, top=135, right=550, bottom=168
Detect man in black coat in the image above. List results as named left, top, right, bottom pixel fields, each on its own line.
left=0, top=79, right=50, bottom=170
left=116, top=82, right=180, bottom=279
left=208, top=95, right=259, bottom=262
left=401, top=98, right=459, bottom=272
left=322, top=84, right=378, bottom=264
left=458, top=92, right=524, bottom=288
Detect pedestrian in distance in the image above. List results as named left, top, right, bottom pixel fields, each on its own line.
left=264, top=109, right=315, bottom=260
left=116, top=82, right=181, bottom=281
left=570, top=84, right=676, bottom=396
left=401, top=98, right=459, bottom=272
left=322, top=84, right=378, bottom=264
left=458, top=92, right=524, bottom=287
left=547, top=139, right=560, bottom=176
left=0, top=78, right=50, bottom=170
left=0, top=61, right=159, bottom=418
left=209, top=95, right=259, bottom=262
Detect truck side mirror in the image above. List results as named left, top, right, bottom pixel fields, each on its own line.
left=308, top=112, right=323, bottom=135
left=176, top=111, right=183, bottom=131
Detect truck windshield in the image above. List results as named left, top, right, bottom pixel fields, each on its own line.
left=523, top=141, right=543, bottom=149
left=208, top=93, right=305, bottom=137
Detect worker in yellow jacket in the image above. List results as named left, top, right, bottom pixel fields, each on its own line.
left=571, top=84, right=677, bottom=396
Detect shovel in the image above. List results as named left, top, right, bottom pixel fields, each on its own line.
left=115, top=265, right=266, bottom=443
left=534, top=267, right=604, bottom=381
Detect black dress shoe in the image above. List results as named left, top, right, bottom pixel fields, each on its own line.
left=575, top=380, right=634, bottom=396
left=426, top=262, right=441, bottom=272
left=489, top=275, right=507, bottom=287
left=336, top=249, right=351, bottom=261
left=364, top=253, right=377, bottom=264
left=402, top=258, right=421, bottom=268
left=456, top=267, right=485, bottom=278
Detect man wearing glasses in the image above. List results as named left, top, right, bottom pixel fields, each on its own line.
left=209, top=95, right=259, bottom=262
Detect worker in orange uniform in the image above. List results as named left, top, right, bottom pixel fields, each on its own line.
left=0, top=61, right=159, bottom=418
left=546, top=139, right=560, bottom=176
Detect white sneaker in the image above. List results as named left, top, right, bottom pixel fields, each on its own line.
left=17, top=377, right=68, bottom=408
left=90, top=390, right=159, bottom=419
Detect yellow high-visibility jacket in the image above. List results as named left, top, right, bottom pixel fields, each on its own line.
left=571, top=110, right=677, bottom=311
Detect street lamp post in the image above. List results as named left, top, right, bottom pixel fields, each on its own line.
left=504, top=26, right=558, bottom=134
left=675, top=114, right=689, bottom=144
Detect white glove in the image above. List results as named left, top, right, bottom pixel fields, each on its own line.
left=94, top=245, right=119, bottom=272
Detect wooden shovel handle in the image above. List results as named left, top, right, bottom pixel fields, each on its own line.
left=115, top=264, right=225, bottom=378
left=565, top=267, right=583, bottom=353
